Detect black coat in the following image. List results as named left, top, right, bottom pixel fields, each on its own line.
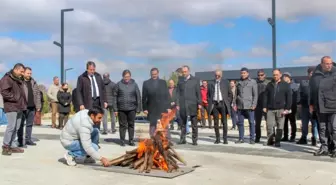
left=57, top=89, right=72, bottom=113
left=298, top=80, right=310, bottom=108
left=142, top=78, right=170, bottom=123
left=76, top=71, right=106, bottom=109
left=112, top=79, right=141, bottom=112
left=309, top=63, right=336, bottom=111
left=263, top=80, right=292, bottom=110
left=176, top=75, right=201, bottom=116
left=103, top=78, right=116, bottom=108
left=72, top=88, right=79, bottom=113
left=207, top=79, right=233, bottom=116
left=256, top=79, right=270, bottom=109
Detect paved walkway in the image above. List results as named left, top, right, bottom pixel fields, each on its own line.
left=0, top=121, right=335, bottom=185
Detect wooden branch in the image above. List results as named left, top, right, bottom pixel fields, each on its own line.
left=146, top=151, right=154, bottom=173
left=126, top=148, right=138, bottom=154
left=134, top=157, right=145, bottom=169
left=169, top=148, right=187, bottom=165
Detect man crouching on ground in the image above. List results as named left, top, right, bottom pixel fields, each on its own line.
left=60, top=106, right=110, bottom=167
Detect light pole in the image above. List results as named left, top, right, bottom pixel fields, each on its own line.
left=64, top=68, right=74, bottom=83
left=53, top=8, right=74, bottom=84
left=268, top=0, right=276, bottom=69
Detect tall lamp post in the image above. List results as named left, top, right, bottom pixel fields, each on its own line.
left=268, top=0, right=276, bottom=69
left=64, top=68, right=74, bottom=83
left=53, top=8, right=74, bottom=84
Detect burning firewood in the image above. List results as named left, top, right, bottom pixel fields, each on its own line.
left=109, top=108, right=187, bottom=173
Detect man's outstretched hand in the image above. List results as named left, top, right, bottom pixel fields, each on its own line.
left=100, top=157, right=111, bottom=167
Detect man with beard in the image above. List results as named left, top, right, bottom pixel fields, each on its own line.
left=255, top=69, right=270, bottom=143
left=176, top=65, right=202, bottom=145
left=17, top=67, right=41, bottom=147
left=76, top=61, right=107, bottom=130
left=142, top=68, right=171, bottom=137
left=102, top=73, right=117, bottom=135
left=60, top=106, right=110, bottom=167
left=207, top=69, right=233, bottom=144
left=310, top=56, right=336, bottom=157
left=1, top=63, right=27, bottom=155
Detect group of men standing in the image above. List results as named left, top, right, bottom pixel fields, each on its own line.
left=1, top=64, right=41, bottom=155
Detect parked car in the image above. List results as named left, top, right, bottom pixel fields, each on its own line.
left=135, top=116, right=150, bottom=123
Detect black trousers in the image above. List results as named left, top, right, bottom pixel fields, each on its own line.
left=17, top=107, right=35, bottom=144
left=318, top=113, right=336, bottom=151
left=201, top=104, right=212, bottom=127
left=255, top=107, right=267, bottom=140
left=92, top=98, right=101, bottom=130
left=212, top=102, right=227, bottom=140
left=118, top=110, right=136, bottom=142
left=58, top=112, right=69, bottom=128
left=283, top=110, right=297, bottom=139
left=179, top=108, right=198, bottom=143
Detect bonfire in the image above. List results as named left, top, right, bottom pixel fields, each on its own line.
left=109, top=108, right=187, bottom=173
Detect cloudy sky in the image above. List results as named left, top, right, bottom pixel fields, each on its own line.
left=0, top=0, right=335, bottom=88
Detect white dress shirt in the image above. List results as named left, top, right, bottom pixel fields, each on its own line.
left=89, top=75, right=100, bottom=98
left=213, top=80, right=223, bottom=101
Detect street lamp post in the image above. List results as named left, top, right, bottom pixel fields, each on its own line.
left=53, top=8, right=74, bottom=84
left=268, top=0, right=276, bottom=69
left=64, top=68, right=74, bottom=83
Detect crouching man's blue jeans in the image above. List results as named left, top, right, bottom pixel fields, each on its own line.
left=64, top=128, right=100, bottom=158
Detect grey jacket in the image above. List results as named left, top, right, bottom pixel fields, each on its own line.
left=60, top=109, right=101, bottom=160
left=23, top=78, right=41, bottom=110
left=112, top=79, right=141, bottom=112
left=236, top=78, right=258, bottom=110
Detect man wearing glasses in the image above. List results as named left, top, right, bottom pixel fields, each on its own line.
left=255, top=70, right=270, bottom=143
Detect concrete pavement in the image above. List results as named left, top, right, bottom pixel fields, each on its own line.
left=0, top=121, right=335, bottom=185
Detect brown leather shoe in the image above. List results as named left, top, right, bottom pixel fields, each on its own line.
left=2, top=146, right=12, bottom=156
left=10, top=147, right=24, bottom=153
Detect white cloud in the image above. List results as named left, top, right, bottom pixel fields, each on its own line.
left=293, top=56, right=321, bottom=64
left=0, top=63, right=9, bottom=73
left=223, top=22, right=235, bottom=28
left=249, top=47, right=272, bottom=57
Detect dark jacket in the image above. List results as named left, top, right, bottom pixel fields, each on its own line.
left=103, top=77, right=116, bottom=108
left=72, top=88, right=79, bottom=113
left=207, top=79, right=233, bottom=116
left=112, top=79, right=141, bottom=112
left=57, top=89, right=72, bottom=113
left=236, top=78, right=258, bottom=110
left=23, top=78, right=41, bottom=110
left=263, top=80, right=292, bottom=110
left=40, top=91, right=44, bottom=111
left=309, top=63, right=336, bottom=111
left=176, top=75, right=201, bottom=116
left=0, top=71, right=27, bottom=113
left=142, top=78, right=170, bottom=123
left=298, top=80, right=310, bottom=108
left=76, top=71, right=106, bottom=109
left=256, top=79, right=270, bottom=108
left=318, top=73, right=336, bottom=113
left=289, top=82, right=300, bottom=112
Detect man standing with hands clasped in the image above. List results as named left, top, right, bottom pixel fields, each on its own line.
left=263, top=69, right=292, bottom=147
left=76, top=61, right=107, bottom=130
left=176, top=65, right=202, bottom=146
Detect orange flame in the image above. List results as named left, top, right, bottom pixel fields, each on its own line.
left=135, top=108, right=177, bottom=171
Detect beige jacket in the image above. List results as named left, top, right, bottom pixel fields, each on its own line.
left=47, top=84, right=60, bottom=102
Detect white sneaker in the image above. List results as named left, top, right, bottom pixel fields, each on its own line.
left=64, top=153, right=77, bottom=166
left=84, top=156, right=96, bottom=164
